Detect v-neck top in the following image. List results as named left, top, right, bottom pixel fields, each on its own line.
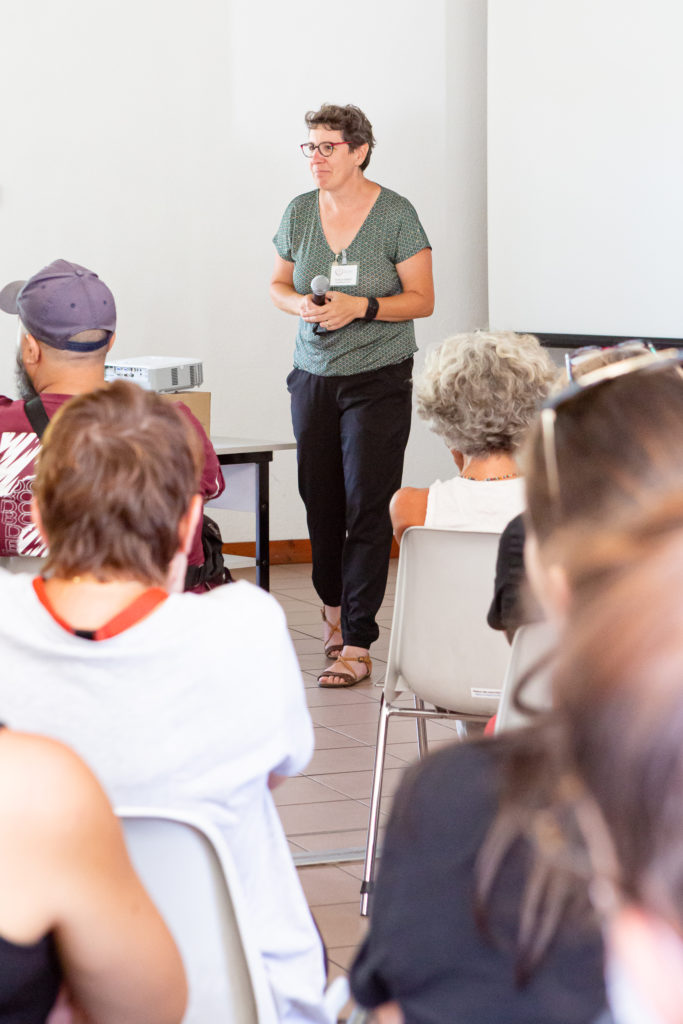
left=274, top=186, right=431, bottom=376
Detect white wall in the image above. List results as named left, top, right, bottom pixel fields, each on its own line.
left=488, top=0, right=683, bottom=339
left=0, top=0, right=488, bottom=540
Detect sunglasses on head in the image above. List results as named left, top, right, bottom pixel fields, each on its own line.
left=542, top=347, right=683, bottom=508
left=564, top=340, right=658, bottom=382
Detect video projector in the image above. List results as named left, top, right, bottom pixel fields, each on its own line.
left=104, top=356, right=203, bottom=393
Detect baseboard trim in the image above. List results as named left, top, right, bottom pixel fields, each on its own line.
left=222, top=538, right=400, bottom=564
left=222, top=539, right=312, bottom=565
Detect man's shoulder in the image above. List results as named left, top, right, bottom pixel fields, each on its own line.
left=170, top=579, right=285, bottom=627
left=159, top=583, right=297, bottom=697
left=0, top=393, right=73, bottom=434
left=172, top=400, right=211, bottom=441
left=0, top=396, right=29, bottom=431
left=0, top=570, right=37, bottom=615
left=169, top=400, right=224, bottom=500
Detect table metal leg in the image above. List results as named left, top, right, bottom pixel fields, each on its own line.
left=255, top=460, right=270, bottom=591
left=213, top=449, right=276, bottom=592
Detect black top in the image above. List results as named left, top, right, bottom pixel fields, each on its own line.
left=487, top=514, right=542, bottom=640
left=0, top=723, right=62, bottom=1023
left=0, top=932, right=61, bottom=1023
left=350, top=740, right=606, bottom=1024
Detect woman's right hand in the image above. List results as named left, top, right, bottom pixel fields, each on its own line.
left=298, top=294, right=320, bottom=319
left=300, top=291, right=366, bottom=330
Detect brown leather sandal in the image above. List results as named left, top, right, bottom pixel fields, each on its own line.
left=321, top=607, right=343, bottom=659
left=318, top=654, right=372, bottom=688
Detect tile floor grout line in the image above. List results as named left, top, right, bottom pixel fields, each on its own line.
left=231, top=561, right=402, bottom=1000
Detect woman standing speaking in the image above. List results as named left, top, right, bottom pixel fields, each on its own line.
left=271, top=103, right=434, bottom=687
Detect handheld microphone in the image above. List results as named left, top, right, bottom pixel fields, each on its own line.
left=311, top=275, right=329, bottom=306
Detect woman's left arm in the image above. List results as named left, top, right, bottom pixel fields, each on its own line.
left=300, top=248, right=434, bottom=330
left=378, top=247, right=434, bottom=322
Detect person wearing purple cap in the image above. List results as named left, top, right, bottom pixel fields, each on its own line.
left=0, top=259, right=225, bottom=583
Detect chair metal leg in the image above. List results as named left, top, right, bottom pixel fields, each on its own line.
left=415, top=697, right=429, bottom=759
left=360, top=694, right=390, bottom=916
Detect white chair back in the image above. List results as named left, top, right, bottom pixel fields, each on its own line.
left=384, top=527, right=511, bottom=715
left=117, top=807, right=278, bottom=1024
left=0, top=555, right=48, bottom=574
left=494, top=621, right=557, bottom=733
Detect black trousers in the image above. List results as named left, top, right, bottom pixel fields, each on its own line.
left=288, top=358, right=413, bottom=649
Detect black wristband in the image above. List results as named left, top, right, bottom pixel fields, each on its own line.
left=364, top=296, right=379, bottom=321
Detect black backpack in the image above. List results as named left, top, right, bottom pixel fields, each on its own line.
left=184, top=514, right=234, bottom=590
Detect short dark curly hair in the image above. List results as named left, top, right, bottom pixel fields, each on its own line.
left=304, top=103, right=375, bottom=171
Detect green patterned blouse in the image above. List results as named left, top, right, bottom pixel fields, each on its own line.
left=273, top=186, right=431, bottom=376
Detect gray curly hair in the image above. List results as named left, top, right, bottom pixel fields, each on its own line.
left=415, top=331, right=558, bottom=456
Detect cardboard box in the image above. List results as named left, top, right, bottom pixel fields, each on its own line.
left=161, top=391, right=211, bottom=435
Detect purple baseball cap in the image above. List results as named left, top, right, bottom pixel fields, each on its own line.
left=0, top=259, right=116, bottom=352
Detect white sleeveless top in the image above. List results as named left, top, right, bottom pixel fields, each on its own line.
left=424, top=476, right=525, bottom=533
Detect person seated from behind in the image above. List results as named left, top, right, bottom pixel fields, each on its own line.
left=0, top=381, right=329, bottom=1024
left=553, top=500, right=683, bottom=1024
left=487, top=340, right=656, bottom=641
left=486, top=512, right=538, bottom=642
left=351, top=351, right=683, bottom=1024
left=390, top=331, right=557, bottom=542
left=0, top=726, right=185, bottom=1024
left=0, top=259, right=224, bottom=587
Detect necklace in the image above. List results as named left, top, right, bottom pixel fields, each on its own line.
left=461, top=473, right=520, bottom=482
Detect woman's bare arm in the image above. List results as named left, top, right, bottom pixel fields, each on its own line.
left=272, top=248, right=434, bottom=331
left=301, top=248, right=435, bottom=331
left=270, top=254, right=303, bottom=316
left=0, top=732, right=186, bottom=1024
left=390, top=487, right=429, bottom=543
left=378, top=247, right=434, bottom=322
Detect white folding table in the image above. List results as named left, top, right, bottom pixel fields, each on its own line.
left=208, top=437, right=296, bottom=592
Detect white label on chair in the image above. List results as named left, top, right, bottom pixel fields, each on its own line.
left=471, top=688, right=502, bottom=699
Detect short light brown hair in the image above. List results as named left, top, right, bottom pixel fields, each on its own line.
left=35, top=381, right=202, bottom=584
left=304, top=103, right=375, bottom=170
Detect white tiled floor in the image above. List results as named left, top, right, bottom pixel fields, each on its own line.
left=231, top=560, right=463, bottom=1015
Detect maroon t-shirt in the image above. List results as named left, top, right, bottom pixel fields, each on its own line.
left=0, top=393, right=224, bottom=566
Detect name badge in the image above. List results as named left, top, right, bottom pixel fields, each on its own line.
left=330, top=262, right=358, bottom=287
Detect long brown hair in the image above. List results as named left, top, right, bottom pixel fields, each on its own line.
left=523, top=365, right=683, bottom=549
left=477, top=365, right=683, bottom=981
left=477, top=494, right=683, bottom=981
left=555, top=496, right=683, bottom=925
left=474, top=720, right=585, bottom=984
